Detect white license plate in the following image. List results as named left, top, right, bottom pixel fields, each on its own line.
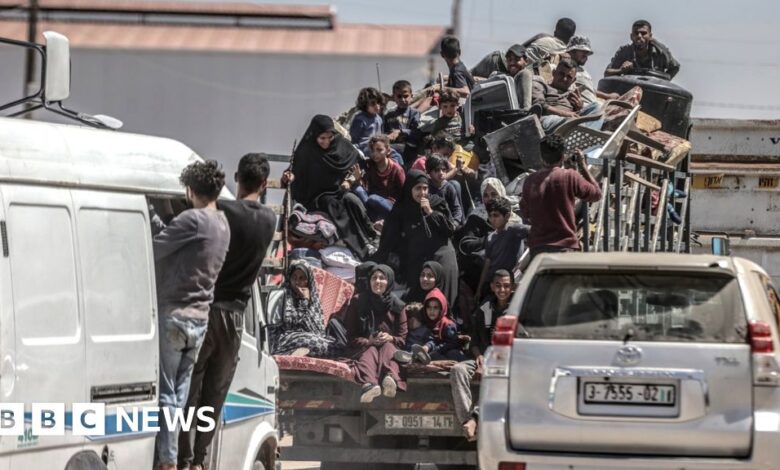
left=583, top=382, right=676, bottom=406
left=384, top=414, right=454, bottom=430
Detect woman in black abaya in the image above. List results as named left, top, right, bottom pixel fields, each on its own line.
left=291, top=115, right=377, bottom=259
left=372, top=170, right=459, bottom=318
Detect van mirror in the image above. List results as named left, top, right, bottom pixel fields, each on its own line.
left=43, top=31, right=70, bottom=102
left=711, top=236, right=730, bottom=256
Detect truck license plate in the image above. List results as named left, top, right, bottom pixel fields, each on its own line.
left=384, top=414, right=454, bottom=430
left=583, top=382, right=676, bottom=406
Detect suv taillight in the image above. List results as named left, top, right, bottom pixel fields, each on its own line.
left=484, top=316, right=518, bottom=378
left=492, top=316, right=518, bottom=346
left=749, top=320, right=780, bottom=386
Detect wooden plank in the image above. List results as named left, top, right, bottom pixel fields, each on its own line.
left=624, top=171, right=661, bottom=191
left=624, top=153, right=676, bottom=172
left=266, top=179, right=283, bottom=189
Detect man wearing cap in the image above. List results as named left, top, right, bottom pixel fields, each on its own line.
left=470, top=44, right=534, bottom=111
left=470, top=43, right=526, bottom=79
left=566, top=35, right=598, bottom=105
left=566, top=35, right=619, bottom=105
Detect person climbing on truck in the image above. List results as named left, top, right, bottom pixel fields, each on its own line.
left=152, top=160, right=231, bottom=470
left=520, top=137, right=602, bottom=261
left=450, top=269, right=515, bottom=442
left=178, top=153, right=276, bottom=470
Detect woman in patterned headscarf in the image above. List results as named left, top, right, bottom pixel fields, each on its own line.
left=270, top=261, right=340, bottom=358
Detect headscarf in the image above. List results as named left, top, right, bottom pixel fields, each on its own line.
left=422, top=288, right=456, bottom=341
left=282, top=261, right=324, bottom=335
left=358, top=264, right=405, bottom=337
left=291, top=115, right=361, bottom=207
left=474, top=177, right=522, bottom=223
left=396, top=170, right=450, bottom=232
left=354, top=261, right=377, bottom=296
left=403, top=260, right=444, bottom=303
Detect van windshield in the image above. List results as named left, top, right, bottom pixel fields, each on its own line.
left=519, top=271, right=747, bottom=343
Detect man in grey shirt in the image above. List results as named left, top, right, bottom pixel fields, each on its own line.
left=153, top=160, right=231, bottom=470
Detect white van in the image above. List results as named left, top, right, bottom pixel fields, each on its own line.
left=0, top=115, right=279, bottom=469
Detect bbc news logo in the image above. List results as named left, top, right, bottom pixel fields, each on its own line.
left=0, top=404, right=216, bottom=436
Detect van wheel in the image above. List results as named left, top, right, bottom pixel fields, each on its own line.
left=64, top=450, right=108, bottom=470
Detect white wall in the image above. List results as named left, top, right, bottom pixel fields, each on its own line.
left=0, top=48, right=437, bottom=185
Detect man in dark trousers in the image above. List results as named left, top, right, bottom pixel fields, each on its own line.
left=520, top=136, right=601, bottom=261
left=179, top=153, right=276, bottom=470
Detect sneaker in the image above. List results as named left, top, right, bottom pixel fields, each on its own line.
left=381, top=375, right=397, bottom=398
left=411, top=344, right=431, bottom=365
left=393, top=350, right=413, bottom=364
left=359, top=384, right=381, bottom=403
left=290, top=347, right=310, bottom=357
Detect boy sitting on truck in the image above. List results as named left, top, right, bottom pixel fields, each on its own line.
left=350, top=87, right=386, bottom=154
left=450, top=269, right=515, bottom=441
left=384, top=80, right=421, bottom=159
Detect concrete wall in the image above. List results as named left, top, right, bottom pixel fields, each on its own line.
left=0, top=47, right=439, bottom=187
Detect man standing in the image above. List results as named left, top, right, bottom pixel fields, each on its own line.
left=605, top=20, right=680, bottom=79
left=178, top=153, right=276, bottom=470
left=520, top=136, right=601, bottom=260
left=153, top=160, right=231, bottom=470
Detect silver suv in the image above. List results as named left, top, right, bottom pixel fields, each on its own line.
left=479, top=253, right=780, bottom=470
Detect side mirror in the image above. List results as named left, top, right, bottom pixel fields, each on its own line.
left=43, top=31, right=70, bottom=102
left=711, top=236, right=730, bottom=256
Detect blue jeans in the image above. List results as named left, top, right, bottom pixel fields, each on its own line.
left=155, top=312, right=208, bottom=465
left=540, top=102, right=603, bottom=133
left=353, top=186, right=394, bottom=221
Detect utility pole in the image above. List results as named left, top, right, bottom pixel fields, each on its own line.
left=450, top=0, right=461, bottom=37
left=23, top=0, right=39, bottom=117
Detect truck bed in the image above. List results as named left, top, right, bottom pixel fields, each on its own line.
left=278, top=365, right=479, bottom=467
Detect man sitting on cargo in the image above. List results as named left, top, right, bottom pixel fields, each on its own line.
left=450, top=269, right=515, bottom=441
left=531, top=57, right=602, bottom=133
left=566, top=35, right=620, bottom=106
left=604, top=19, right=680, bottom=79
left=152, top=160, right=231, bottom=470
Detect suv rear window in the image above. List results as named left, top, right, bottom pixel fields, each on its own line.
left=519, top=271, right=747, bottom=343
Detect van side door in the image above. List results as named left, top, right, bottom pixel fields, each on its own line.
left=1, top=184, right=87, bottom=454
left=71, top=190, right=158, bottom=453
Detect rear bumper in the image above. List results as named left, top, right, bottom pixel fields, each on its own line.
left=478, top=378, right=780, bottom=470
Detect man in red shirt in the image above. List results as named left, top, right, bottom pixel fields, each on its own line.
left=520, top=135, right=601, bottom=260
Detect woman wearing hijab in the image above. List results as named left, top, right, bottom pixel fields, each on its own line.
left=403, top=260, right=444, bottom=305
left=345, top=264, right=407, bottom=403
left=270, top=262, right=340, bottom=358
left=371, top=170, right=459, bottom=314
left=456, top=177, right=522, bottom=292
left=291, top=115, right=377, bottom=259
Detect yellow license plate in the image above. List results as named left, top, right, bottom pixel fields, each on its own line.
left=692, top=174, right=724, bottom=189
left=758, top=176, right=780, bottom=189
